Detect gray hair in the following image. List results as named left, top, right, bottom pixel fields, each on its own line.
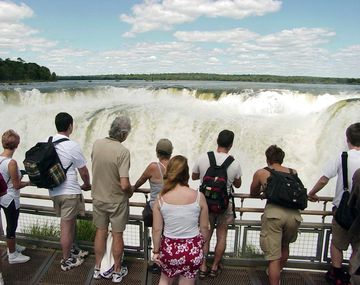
left=109, top=116, right=131, bottom=141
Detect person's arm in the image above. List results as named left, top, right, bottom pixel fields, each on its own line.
left=233, top=177, right=241, bottom=188
left=132, top=163, right=153, bottom=191
left=8, top=160, right=30, bottom=189
left=152, top=197, right=164, bottom=266
left=308, top=175, right=329, bottom=202
left=78, top=165, right=91, bottom=191
left=250, top=170, right=262, bottom=197
left=198, top=193, right=209, bottom=242
left=192, top=172, right=200, bottom=180
left=120, top=177, right=133, bottom=197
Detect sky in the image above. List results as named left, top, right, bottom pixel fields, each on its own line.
left=0, top=0, right=359, bottom=77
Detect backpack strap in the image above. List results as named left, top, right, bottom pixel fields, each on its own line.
left=52, top=138, right=70, bottom=145
left=207, top=151, right=217, bottom=167
left=207, top=151, right=234, bottom=169
left=221, top=155, right=234, bottom=169
left=342, top=151, right=349, bottom=191
left=50, top=136, right=73, bottom=171
left=264, top=166, right=276, bottom=175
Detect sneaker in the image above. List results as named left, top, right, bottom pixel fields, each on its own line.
left=112, top=272, right=124, bottom=283
left=8, top=251, right=30, bottom=264
left=60, top=257, right=84, bottom=271
left=101, top=265, right=114, bottom=279
left=71, top=247, right=89, bottom=259
left=16, top=244, right=26, bottom=252
left=120, top=265, right=128, bottom=278
left=93, top=268, right=101, bottom=279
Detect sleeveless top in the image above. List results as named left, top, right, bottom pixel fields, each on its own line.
left=160, top=190, right=201, bottom=239
left=0, top=156, right=21, bottom=209
left=149, top=162, right=164, bottom=208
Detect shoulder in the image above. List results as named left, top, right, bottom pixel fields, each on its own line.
left=353, top=168, right=360, bottom=183
left=254, top=168, right=271, bottom=180
left=145, top=162, right=158, bottom=172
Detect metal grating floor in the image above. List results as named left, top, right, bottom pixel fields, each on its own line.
left=1, top=245, right=331, bottom=285
left=0, top=246, right=146, bottom=285
left=149, top=266, right=329, bottom=285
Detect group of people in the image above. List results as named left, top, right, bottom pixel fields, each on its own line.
left=0, top=113, right=359, bottom=285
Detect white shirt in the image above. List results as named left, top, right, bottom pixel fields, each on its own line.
left=323, top=149, right=360, bottom=207
left=48, top=134, right=87, bottom=197
left=0, top=156, right=21, bottom=209
left=192, top=151, right=242, bottom=192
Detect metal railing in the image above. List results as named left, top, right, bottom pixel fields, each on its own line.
left=5, top=190, right=346, bottom=270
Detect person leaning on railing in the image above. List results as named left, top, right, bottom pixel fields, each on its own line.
left=0, top=129, right=31, bottom=266
left=250, top=145, right=303, bottom=285
left=308, top=122, right=360, bottom=285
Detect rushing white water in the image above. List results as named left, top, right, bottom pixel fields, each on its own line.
left=1, top=80, right=360, bottom=215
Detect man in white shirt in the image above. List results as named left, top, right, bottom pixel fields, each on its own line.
left=50, top=112, right=91, bottom=271
left=192, top=130, right=242, bottom=279
left=309, top=122, right=360, bottom=285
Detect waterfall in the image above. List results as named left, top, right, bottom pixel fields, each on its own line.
left=1, top=81, right=360, bottom=207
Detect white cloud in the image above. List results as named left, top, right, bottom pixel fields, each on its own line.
left=121, top=0, right=281, bottom=36
left=174, top=28, right=258, bottom=43
left=256, top=28, right=336, bottom=48
left=0, top=1, right=56, bottom=53
left=0, top=1, right=33, bottom=22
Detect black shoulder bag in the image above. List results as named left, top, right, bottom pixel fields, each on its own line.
left=334, top=152, right=357, bottom=230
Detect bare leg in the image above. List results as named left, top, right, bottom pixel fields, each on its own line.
left=211, top=223, right=227, bottom=271
left=60, top=218, right=76, bottom=260
left=7, top=238, right=15, bottom=253
left=112, top=231, right=124, bottom=272
left=268, top=259, right=281, bottom=285
left=200, top=227, right=214, bottom=272
left=158, top=272, right=174, bottom=285
left=94, top=228, right=108, bottom=268
left=280, top=246, right=289, bottom=270
left=178, top=275, right=196, bottom=285
left=331, top=241, right=343, bottom=269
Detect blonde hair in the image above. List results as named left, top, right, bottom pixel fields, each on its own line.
left=2, top=129, right=20, bottom=150
left=161, top=155, right=189, bottom=195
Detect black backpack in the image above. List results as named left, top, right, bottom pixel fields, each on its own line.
left=200, top=151, right=234, bottom=214
left=264, top=167, right=308, bottom=210
left=23, top=137, right=72, bottom=189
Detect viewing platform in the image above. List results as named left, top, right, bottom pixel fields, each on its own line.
left=0, top=190, right=344, bottom=284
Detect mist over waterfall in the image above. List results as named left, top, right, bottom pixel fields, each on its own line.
left=1, top=80, right=360, bottom=212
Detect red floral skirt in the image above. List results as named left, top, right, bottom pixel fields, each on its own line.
left=159, top=234, right=204, bottom=279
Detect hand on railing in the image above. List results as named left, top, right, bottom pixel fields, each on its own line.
left=308, top=193, right=320, bottom=202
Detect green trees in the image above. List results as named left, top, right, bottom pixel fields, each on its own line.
left=0, top=58, right=57, bottom=82
left=58, top=73, right=360, bottom=85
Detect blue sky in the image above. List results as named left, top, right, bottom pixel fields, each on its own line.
left=1, top=0, right=359, bottom=77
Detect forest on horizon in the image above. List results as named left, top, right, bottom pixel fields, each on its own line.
left=1, top=58, right=359, bottom=85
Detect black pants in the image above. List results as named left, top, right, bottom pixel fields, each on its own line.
left=1, top=200, right=19, bottom=239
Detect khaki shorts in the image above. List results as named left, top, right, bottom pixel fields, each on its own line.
left=331, top=217, right=360, bottom=251
left=52, top=194, right=85, bottom=220
left=209, top=201, right=235, bottom=229
left=93, top=199, right=129, bottom=233
left=260, top=203, right=302, bottom=261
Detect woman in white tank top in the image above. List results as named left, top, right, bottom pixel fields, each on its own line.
left=152, top=155, right=209, bottom=285
left=132, top=139, right=173, bottom=208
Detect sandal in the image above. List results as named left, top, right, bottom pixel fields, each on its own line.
left=198, top=268, right=208, bottom=280
left=209, top=267, right=222, bottom=278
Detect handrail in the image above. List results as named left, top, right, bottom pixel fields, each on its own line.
left=16, top=189, right=339, bottom=270
left=20, top=189, right=334, bottom=222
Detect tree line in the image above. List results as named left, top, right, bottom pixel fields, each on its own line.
left=0, top=58, right=56, bottom=82
left=59, top=73, right=360, bottom=85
